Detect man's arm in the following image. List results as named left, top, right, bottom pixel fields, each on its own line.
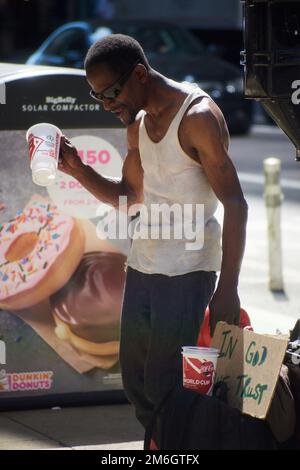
left=58, top=120, right=143, bottom=211
left=186, top=100, right=248, bottom=335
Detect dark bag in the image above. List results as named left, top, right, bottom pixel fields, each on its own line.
left=266, top=364, right=296, bottom=443
left=283, top=320, right=300, bottom=445
left=144, top=384, right=276, bottom=450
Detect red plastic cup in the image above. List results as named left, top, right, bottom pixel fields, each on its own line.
left=182, top=346, right=219, bottom=396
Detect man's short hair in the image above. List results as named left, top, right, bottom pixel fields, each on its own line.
left=84, top=34, right=150, bottom=76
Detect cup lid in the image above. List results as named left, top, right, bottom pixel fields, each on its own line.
left=182, top=346, right=219, bottom=354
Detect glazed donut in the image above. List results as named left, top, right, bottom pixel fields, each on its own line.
left=50, top=251, right=127, bottom=359
left=0, top=200, right=85, bottom=310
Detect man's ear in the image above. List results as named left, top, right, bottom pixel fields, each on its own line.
left=135, top=64, right=148, bottom=84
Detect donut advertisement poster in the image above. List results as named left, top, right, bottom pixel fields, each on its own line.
left=0, top=129, right=131, bottom=403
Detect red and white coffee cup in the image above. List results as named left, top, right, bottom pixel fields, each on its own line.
left=26, top=122, right=62, bottom=186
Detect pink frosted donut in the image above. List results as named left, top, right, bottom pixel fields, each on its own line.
left=0, top=201, right=85, bottom=310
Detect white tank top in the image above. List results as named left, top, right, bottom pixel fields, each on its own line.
left=126, top=86, right=222, bottom=276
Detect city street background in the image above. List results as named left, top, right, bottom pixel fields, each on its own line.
left=229, top=124, right=300, bottom=335
left=0, top=0, right=299, bottom=451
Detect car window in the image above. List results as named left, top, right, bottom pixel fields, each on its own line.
left=45, top=28, right=88, bottom=56
left=91, top=26, right=114, bottom=43
left=132, top=28, right=176, bottom=54
left=120, top=26, right=203, bottom=55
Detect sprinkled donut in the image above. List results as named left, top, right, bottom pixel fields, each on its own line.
left=0, top=201, right=85, bottom=310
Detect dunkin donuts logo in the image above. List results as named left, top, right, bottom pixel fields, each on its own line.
left=0, top=370, right=53, bottom=392
left=28, top=133, right=44, bottom=161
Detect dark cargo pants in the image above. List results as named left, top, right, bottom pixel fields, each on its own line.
left=119, top=266, right=217, bottom=429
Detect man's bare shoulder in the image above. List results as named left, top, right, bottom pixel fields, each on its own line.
left=183, top=96, right=229, bottom=145
left=186, top=96, right=224, bottom=125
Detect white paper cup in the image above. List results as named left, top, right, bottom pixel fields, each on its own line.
left=182, top=346, right=219, bottom=396
left=26, top=123, right=62, bottom=186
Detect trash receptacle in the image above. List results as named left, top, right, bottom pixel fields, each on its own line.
left=0, top=63, right=129, bottom=409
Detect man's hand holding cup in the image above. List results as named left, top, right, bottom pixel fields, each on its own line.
left=58, top=136, right=86, bottom=178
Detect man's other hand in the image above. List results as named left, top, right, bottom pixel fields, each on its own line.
left=209, top=287, right=240, bottom=337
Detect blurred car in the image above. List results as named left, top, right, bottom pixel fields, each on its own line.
left=27, top=20, right=253, bottom=134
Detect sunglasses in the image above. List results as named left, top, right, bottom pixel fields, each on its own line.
left=89, top=61, right=139, bottom=103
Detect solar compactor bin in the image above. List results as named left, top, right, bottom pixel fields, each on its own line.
left=0, top=64, right=130, bottom=410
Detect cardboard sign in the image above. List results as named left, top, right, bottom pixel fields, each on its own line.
left=211, top=322, right=288, bottom=419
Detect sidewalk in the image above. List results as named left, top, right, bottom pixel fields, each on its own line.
left=0, top=402, right=144, bottom=450
left=0, top=192, right=299, bottom=450
left=237, top=193, right=300, bottom=335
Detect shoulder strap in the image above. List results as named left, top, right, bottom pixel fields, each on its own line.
left=170, top=89, right=210, bottom=131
